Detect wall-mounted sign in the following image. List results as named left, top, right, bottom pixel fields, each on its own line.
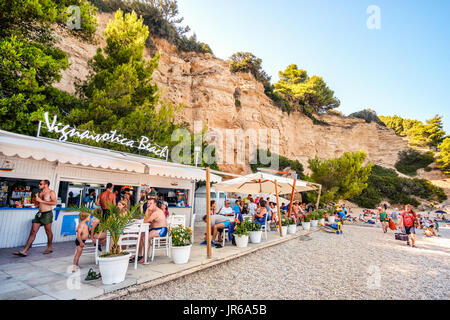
left=0, top=158, right=15, bottom=171
left=38, top=112, right=169, bottom=159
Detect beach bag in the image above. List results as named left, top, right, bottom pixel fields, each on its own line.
left=394, top=232, right=408, bottom=241
left=389, top=219, right=396, bottom=230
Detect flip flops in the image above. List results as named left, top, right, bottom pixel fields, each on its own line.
left=85, top=268, right=101, bottom=281
left=12, top=251, right=27, bottom=257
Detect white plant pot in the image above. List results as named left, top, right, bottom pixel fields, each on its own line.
left=303, top=222, right=311, bottom=231
left=328, top=216, right=336, bottom=224
left=319, top=218, right=325, bottom=226
left=249, top=231, right=262, bottom=244
left=98, top=253, right=131, bottom=285
left=281, top=226, right=288, bottom=236
left=311, top=220, right=319, bottom=228
left=235, top=235, right=249, bottom=248
left=171, top=245, right=192, bottom=265
left=288, top=224, right=297, bottom=234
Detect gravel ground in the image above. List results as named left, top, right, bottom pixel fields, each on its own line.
left=117, top=225, right=450, bottom=300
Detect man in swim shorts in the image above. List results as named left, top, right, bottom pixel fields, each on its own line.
left=96, top=183, right=116, bottom=219
left=13, top=179, right=57, bottom=257
left=202, top=214, right=233, bottom=244
left=138, top=198, right=168, bottom=263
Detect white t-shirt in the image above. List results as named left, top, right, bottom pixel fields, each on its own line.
left=248, top=203, right=257, bottom=215
left=220, top=206, right=234, bottom=216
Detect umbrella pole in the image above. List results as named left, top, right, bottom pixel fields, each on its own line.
left=287, top=179, right=296, bottom=217
left=206, top=167, right=212, bottom=258
left=275, top=180, right=283, bottom=237
left=315, top=185, right=322, bottom=210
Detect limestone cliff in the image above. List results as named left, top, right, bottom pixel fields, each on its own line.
left=53, top=13, right=410, bottom=175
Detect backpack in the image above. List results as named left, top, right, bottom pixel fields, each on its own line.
left=403, top=211, right=415, bottom=227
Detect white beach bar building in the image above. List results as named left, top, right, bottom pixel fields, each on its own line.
left=0, top=130, right=221, bottom=248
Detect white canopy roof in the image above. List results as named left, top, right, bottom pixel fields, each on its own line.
left=212, top=172, right=315, bottom=195
left=0, top=130, right=221, bottom=182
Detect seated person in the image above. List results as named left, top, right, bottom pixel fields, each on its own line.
left=218, top=200, right=234, bottom=217
left=269, top=202, right=278, bottom=224
left=232, top=200, right=242, bottom=216
left=201, top=214, right=233, bottom=245
left=253, top=200, right=267, bottom=227
left=138, top=198, right=168, bottom=263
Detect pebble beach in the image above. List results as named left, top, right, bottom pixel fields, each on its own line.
left=118, top=224, right=450, bottom=300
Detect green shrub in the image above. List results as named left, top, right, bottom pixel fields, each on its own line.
left=90, top=0, right=212, bottom=54
left=349, top=109, right=385, bottom=126
left=395, top=149, right=434, bottom=176
left=351, top=165, right=447, bottom=208
left=250, top=149, right=305, bottom=180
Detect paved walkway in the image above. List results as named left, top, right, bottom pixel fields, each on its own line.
left=0, top=224, right=318, bottom=300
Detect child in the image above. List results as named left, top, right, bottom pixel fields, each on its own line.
left=73, top=211, right=90, bottom=272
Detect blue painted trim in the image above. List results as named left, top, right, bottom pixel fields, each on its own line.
left=0, top=208, right=38, bottom=210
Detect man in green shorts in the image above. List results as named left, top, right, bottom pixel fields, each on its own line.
left=377, top=207, right=389, bottom=233
left=13, top=179, right=57, bottom=257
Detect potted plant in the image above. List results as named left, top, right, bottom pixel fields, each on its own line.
left=303, top=215, right=311, bottom=231
left=169, top=225, right=192, bottom=264
left=327, top=209, right=336, bottom=224
left=234, top=218, right=250, bottom=248
left=87, top=203, right=141, bottom=285
left=310, top=211, right=319, bottom=228
left=318, top=209, right=326, bottom=226
left=287, top=216, right=297, bottom=234
left=280, top=215, right=289, bottom=236
left=248, top=221, right=262, bottom=244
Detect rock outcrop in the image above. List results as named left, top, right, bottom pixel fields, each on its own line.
left=53, top=13, right=410, bottom=175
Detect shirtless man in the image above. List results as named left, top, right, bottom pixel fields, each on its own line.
left=13, top=179, right=57, bottom=256
left=95, top=183, right=116, bottom=219
left=138, top=198, right=167, bottom=263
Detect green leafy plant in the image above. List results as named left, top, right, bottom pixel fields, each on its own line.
left=309, top=211, right=319, bottom=221
left=81, top=202, right=141, bottom=256
left=169, top=225, right=192, bottom=247
left=317, top=209, right=326, bottom=219
left=395, top=149, right=434, bottom=176
left=351, top=165, right=447, bottom=208
left=248, top=221, right=261, bottom=232
left=303, top=215, right=311, bottom=223
left=287, top=216, right=296, bottom=225
left=234, top=218, right=250, bottom=237
left=280, top=215, right=289, bottom=226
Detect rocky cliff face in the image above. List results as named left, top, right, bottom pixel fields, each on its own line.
left=53, top=12, right=410, bottom=175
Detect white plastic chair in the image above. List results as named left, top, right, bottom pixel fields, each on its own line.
left=168, top=215, right=186, bottom=227
left=150, top=218, right=171, bottom=262
left=118, top=221, right=145, bottom=270
left=222, top=227, right=230, bottom=247
left=259, top=213, right=269, bottom=241
left=150, top=230, right=170, bottom=261
left=74, top=218, right=99, bottom=265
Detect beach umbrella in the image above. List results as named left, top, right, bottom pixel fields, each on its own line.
left=213, top=172, right=317, bottom=236
left=212, top=172, right=314, bottom=195
left=435, top=210, right=447, bottom=214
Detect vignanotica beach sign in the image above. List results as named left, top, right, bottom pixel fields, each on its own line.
left=38, top=112, right=169, bottom=159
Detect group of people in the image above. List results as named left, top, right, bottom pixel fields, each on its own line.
left=12, top=180, right=174, bottom=271
left=366, top=204, right=443, bottom=248
left=201, top=194, right=319, bottom=247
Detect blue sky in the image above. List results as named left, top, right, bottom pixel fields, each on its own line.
left=177, top=0, right=450, bottom=133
